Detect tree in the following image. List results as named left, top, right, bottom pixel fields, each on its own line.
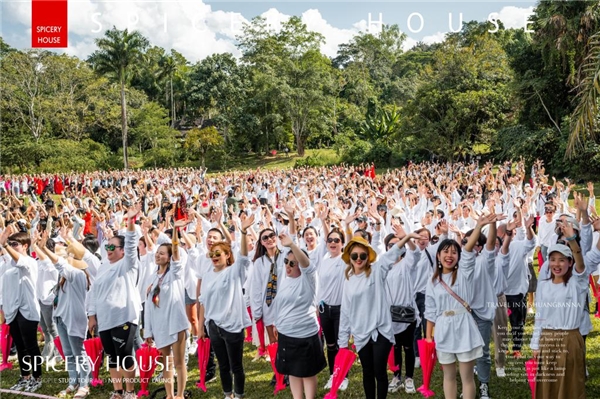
left=88, top=27, right=149, bottom=169
left=184, top=126, right=224, bottom=168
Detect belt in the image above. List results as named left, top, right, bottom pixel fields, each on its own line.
left=318, top=302, right=341, bottom=313
left=442, top=308, right=469, bottom=317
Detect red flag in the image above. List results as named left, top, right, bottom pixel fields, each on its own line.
left=324, top=348, right=356, bottom=399
left=256, top=319, right=267, bottom=357
left=83, top=336, right=104, bottom=387
left=245, top=307, right=253, bottom=343
left=196, top=338, right=211, bottom=392
left=267, top=343, right=286, bottom=395
left=136, top=343, right=160, bottom=397
left=0, top=324, right=13, bottom=371
left=175, top=193, right=188, bottom=221
left=416, top=339, right=437, bottom=397
left=525, top=358, right=537, bottom=399
left=387, top=346, right=399, bottom=373
left=54, top=336, right=65, bottom=360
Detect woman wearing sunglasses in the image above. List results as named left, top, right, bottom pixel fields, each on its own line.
left=198, top=214, right=255, bottom=399
left=273, top=231, right=325, bottom=399
left=338, top=235, right=408, bottom=399
left=87, top=206, right=142, bottom=399
left=143, top=219, right=189, bottom=399
left=0, top=224, right=43, bottom=393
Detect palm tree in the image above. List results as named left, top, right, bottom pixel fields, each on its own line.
left=88, top=27, right=149, bottom=169
left=158, top=54, right=177, bottom=127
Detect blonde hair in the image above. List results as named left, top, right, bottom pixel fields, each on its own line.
left=344, top=242, right=372, bottom=280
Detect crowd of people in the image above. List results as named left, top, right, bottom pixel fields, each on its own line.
left=0, top=159, right=599, bottom=399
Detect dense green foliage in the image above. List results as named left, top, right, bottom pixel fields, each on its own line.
left=1, top=1, right=598, bottom=176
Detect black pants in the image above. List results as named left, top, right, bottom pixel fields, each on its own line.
left=413, top=293, right=426, bottom=357
left=394, top=322, right=416, bottom=379
left=203, top=325, right=216, bottom=378
left=358, top=333, right=392, bottom=399
left=505, top=293, right=526, bottom=351
left=9, top=311, right=42, bottom=378
left=208, top=320, right=245, bottom=396
left=99, top=322, right=137, bottom=370
left=319, top=303, right=341, bottom=375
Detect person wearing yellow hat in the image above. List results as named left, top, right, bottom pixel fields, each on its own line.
left=338, top=235, right=407, bottom=399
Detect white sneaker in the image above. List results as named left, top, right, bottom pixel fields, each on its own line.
left=405, top=377, right=416, bottom=394
left=324, top=375, right=334, bottom=390
left=388, top=376, right=403, bottom=393
left=339, top=378, right=349, bottom=391
left=496, top=367, right=506, bottom=378
left=415, top=357, right=421, bottom=368
left=188, top=339, right=198, bottom=356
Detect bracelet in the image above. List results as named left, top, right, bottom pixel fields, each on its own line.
left=172, top=241, right=180, bottom=245
left=505, top=229, right=513, bottom=236
left=241, top=230, right=247, bottom=235
left=565, top=234, right=578, bottom=242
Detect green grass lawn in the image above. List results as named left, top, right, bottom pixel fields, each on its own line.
left=2, top=309, right=600, bottom=398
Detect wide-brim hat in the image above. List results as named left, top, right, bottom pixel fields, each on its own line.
left=68, top=257, right=88, bottom=270
left=342, top=237, right=377, bottom=265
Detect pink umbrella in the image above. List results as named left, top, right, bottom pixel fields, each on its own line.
left=54, top=336, right=65, bottom=360
left=0, top=324, right=13, bottom=371
left=525, top=358, right=537, bottom=399
left=196, top=338, right=211, bottom=392
left=267, top=343, right=286, bottom=394
left=245, top=307, right=253, bottom=343
left=387, top=347, right=399, bottom=373
left=83, top=336, right=104, bottom=387
left=256, top=319, right=267, bottom=357
left=416, top=339, right=436, bottom=398
left=324, top=348, right=356, bottom=399
left=136, top=343, right=161, bottom=397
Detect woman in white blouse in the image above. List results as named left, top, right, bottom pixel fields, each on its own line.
left=273, top=232, right=326, bottom=399
left=198, top=215, right=254, bottom=399
left=0, top=226, right=43, bottom=393
left=144, top=220, right=189, bottom=399
left=38, top=234, right=92, bottom=399
left=530, top=228, right=586, bottom=399
left=424, top=214, right=495, bottom=399
left=338, top=236, right=405, bottom=399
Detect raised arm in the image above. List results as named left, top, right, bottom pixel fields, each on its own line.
left=279, top=231, right=309, bottom=268
left=239, top=214, right=255, bottom=258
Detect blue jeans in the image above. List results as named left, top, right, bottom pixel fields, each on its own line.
left=55, top=317, right=90, bottom=388
left=472, top=313, right=492, bottom=384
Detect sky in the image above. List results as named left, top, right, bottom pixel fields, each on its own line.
left=1, top=0, right=539, bottom=62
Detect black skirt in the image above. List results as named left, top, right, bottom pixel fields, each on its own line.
left=276, top=332, right=327, bottom=378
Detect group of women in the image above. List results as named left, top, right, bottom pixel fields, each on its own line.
left=0, top=160, right=598, bottom=399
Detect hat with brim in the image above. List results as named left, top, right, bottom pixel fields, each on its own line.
left=342, top=237, right=377, bottom=265
left=548, top=243, right=573, bottom=259
left=68, top=257, right=88, bottom=270
left=390, top=206, right=404, bottom=218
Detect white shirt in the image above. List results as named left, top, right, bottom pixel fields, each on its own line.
left=316, top=253, right=346, bottom=306
left=338, top=245, right=402, bottom=352
left=37, top=258, right=59, bottom=306
left=538, top=216, right=557, bottom=248
left=0, top=253, right=40, bottom=324
left=410, top=243, right=440, bottom=294
left=53, top=259, right=89, bottom=339
left=249, top=249, right=290, bottom=326
left=504, top=237, right=537, bottom=296
left=87, top=232, right=141, bottom=331
left=200, top=256, right=251, bottom=333
left=386, top=248, right=421, bottom=334
left=274, top=262, right=319, bottom=338
left=471, top=248, right=497, bottom=321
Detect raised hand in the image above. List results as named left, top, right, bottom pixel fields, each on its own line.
left=173, top=218, right=191, bottom=229
left=392, top=222, right=407, bottom=239
left=241, top=214, right=255, bottom=231
left=278, top=232, right=293, bottom=247
left=126, top=204, right=142, bottom=220
left=524, top=215, right=535, bottom=229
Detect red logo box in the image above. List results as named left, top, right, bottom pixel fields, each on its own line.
left=32, top=0, right=68, bottom=48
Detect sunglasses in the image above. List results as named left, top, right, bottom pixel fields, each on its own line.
left=327, top=237, right=341, bottom=244
left=545, top=209, right=555, bottom=214
left=104, top=244, right=123, bottom=251
left=261, top=232, right=276, bottom=242
left=208, top=250, right=226, bottom=258
left=350, top=252, right=368, bottom=261
left=284, top=258, right=297, bottom=267
left=7, top=241, right=19, bottom=248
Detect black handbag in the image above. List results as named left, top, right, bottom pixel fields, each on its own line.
left=390, top=305, right=417, bottom=323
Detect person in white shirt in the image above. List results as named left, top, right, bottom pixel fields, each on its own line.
left=538, top=202, right=557, bottom=262
left=273, top=232, right=325, bottom=399
left=38, top=235, right=92, bottom=399
left=530, top=239, right=586, bottom=399
left=198, top=215, right=253, bottom=399
left=87, top=207, right=142, bottom=399
left=144, top=222, right=189, bottom=399
left=425, top=214, right=495, bottom=399
left=35, top=237, right=60, bottom=366
left=338, top=236, right=405, bottom=399
left=1, top=226, right=44, bottom=393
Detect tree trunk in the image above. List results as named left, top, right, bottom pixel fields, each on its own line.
left=170, top=76, right=175, bottom=128
left=120, top=79, right=129, bottom=170
left=201, top=152, right=206, bottom=168
left=296, top=134, right=305, bottom=157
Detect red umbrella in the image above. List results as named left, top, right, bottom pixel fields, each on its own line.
left=83, top=336, right=104, bottom=387
left=195, top=338, right=211, bottom=392
left=54, top=336, right=65, bottom=360
left=136, top=344, right=161, bottom=397
left=256, top=319, right=267, bottom=357
left=267, top=343, right=286, bottom=394
left=525, top=358, right=537, bottom=399
left=245, top=307, right=253, bottom=343
left=589, top=276, right=600, bottom=318
left=324, top=348, right=356, bottom=399
left=416, top=339, right=436, bottom=398
left=0, top=324, right=13, bottom=371
left=387, top=347, right=399, bottom=373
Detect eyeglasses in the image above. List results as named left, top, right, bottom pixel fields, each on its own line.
left=7, top=241, right=19, bottom=248
left=350, top=252, right=368, bottom=261
left=208, top=250, right=226, bottom=258
left=327, top=238, right=341, bottom=244
left=284, top=258, right=297, bottom=267
left=545, top=209, right=555, bottom=214
left=261, top=233, right=276, bottom=242
left=104, top=244, right=123, bottom=251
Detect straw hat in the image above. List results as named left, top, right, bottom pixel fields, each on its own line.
left=66, top=241, right=88, bottom=270
left=342, top=237, right=377, bottom=265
